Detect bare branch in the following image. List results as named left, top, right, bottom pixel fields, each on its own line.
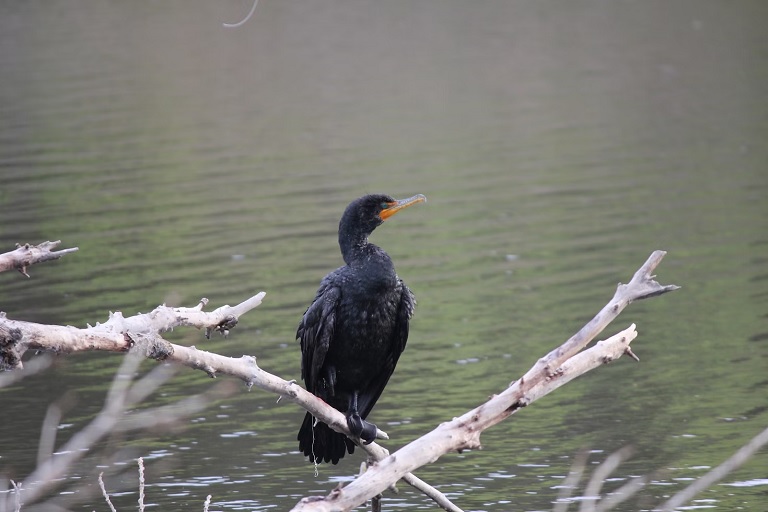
left=1, top=299, right=458, bottom=509
left=98, top=473, right=117, bottom=512
left=138, top=457, right=146, bottom=512
left=1, top=292, right=451, bottom=506
left=88, top=292, right=266, bottom=338
left=519, top=250, right=678, bottom=395
left=292, top=326, right=640, bottom=512
left=290, top=251, right=679, bottom=512
left=0, top=293, right=265, bottom=371
left=400, top=473, right=464, bottom=512
left=0, top=315, right=129, bottom=370
left=0, top=241, right=79, bottom=277
left=11, top=480, right=22, bottom=512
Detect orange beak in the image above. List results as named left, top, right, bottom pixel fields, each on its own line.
left=379, top=194, right=427, bottom=220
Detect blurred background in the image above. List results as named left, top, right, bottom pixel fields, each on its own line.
left=1, top=1, right=766, bottom=510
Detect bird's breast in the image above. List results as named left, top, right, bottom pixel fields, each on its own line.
left=333, top=290, right=400, bottom=355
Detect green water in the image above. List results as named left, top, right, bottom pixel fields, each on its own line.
left=1, top=1, right=767, bottom=510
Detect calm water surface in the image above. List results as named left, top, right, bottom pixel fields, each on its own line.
left=1, top=1, right=767, bottom=511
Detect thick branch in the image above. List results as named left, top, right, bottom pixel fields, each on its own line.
left=87, top=293, right=266, bottom=338
left=0, top=292, right=361, bottom=438
left=0, top=241, right=79, bottom=277
left=0, top=293, right=265, bottom=371
left=519, top=250, right=678, bottom=394
left=291, top=251, right=679, bottom=511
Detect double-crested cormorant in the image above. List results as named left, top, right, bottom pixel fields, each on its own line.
left=297, top=193, right=426, bottom=464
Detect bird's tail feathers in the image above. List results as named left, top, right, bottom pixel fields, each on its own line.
left=297, top=412, right=355, bottom=464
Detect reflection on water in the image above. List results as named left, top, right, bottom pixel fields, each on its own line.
left=1, top=1, right=767, bottom=510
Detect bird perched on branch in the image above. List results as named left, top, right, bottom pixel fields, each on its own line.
left=297, top=193, right=426, bottom=464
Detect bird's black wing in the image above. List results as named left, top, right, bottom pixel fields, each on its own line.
left=358, top=280, right=415, bottom=418
left=297, top=271, right=342, bottom=394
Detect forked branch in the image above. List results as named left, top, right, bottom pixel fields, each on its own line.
left=291, top=251, right=680, bottom=512
left=0, top=293, right=264, bottom=373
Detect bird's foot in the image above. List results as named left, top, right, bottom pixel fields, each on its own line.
left=359, top=421, right=378, bottom=444
left=347, top=413, right=364, bottom=437
left=347, top=414, right=378, bottom=444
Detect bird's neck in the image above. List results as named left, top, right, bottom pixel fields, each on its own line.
left=340, top=231, right=371, bottom=264
left=338, top=219, right=369, bottom=263
left=339, top=233, right=393, bottom=271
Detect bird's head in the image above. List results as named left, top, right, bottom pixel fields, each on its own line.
left=341, top=194, right=427, bottom=237
left=337, top=193, right=426, bottom=265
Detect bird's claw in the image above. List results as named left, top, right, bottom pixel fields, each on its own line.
left=347, top=414, right=378, bottom=444
left=360, top=421, right=378, bottom=444
left=347, top=413, right=364, bottom=437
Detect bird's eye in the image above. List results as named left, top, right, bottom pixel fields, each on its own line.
left=380, top=202, right=390, bottom=210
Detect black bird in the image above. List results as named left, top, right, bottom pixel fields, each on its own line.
left=297, top=193, right=426, bottom=464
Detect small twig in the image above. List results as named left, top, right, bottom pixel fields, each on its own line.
left=98, top=472, right=117, bottom=512
left=400, top=473, right=463, bottom=512
left=11, top=480, right=21, bottom=512
left=624, top=346, right=640, bottom=362
left=138, top=457, right=146, bottom=512
left=0, top=241, right=79, bottom=277
left=223, top=0, right=259, bottom=28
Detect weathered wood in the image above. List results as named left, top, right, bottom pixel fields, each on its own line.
left=0, top=294, right=265, bottom=373
left=0, top=290, right=459, bottom=511
left=291, top=251, right=679, bottom=512
left=1, top=250, right=680, bottom=512
left=0, top=241, right=79, bottom=277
